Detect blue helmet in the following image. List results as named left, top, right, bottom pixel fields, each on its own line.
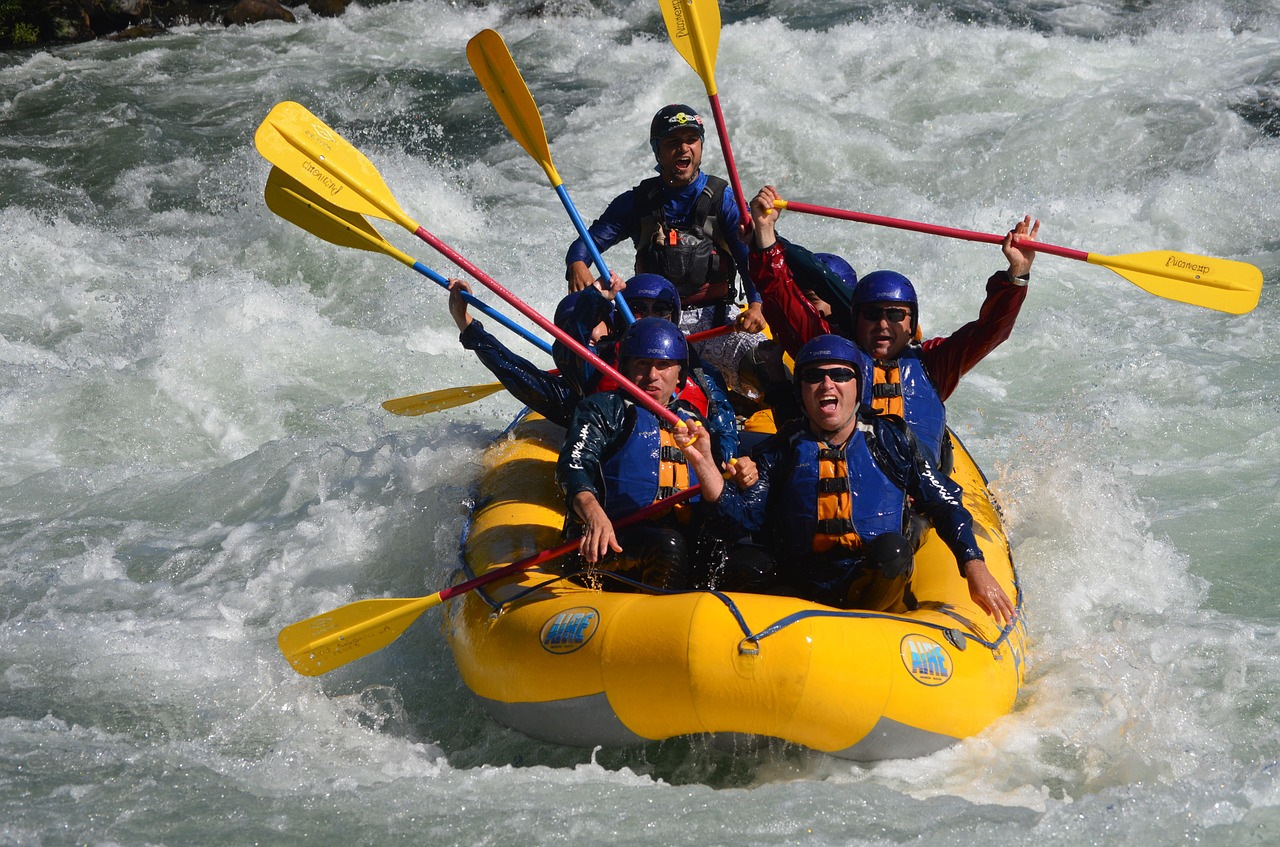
left=852, top=270, right=918, bottom=330
left=624, top=273, right=681, bottom=316
left=814, top=253, right=858, bottom=292
left=554, top=290, right=614, bottom=332
left=618, top=317, right=688, bottom=363
left=649, top=104, right=705, bottom=156
left=553, top=291, right=584, bottom=328
left=793, top=334, right=871, bottom=404
left=795, top=334, right=862, bottom=374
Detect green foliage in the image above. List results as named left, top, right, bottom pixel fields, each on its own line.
left=0, top=0, right=36, bottom=48
left=12, top=19, right=36, bottom=45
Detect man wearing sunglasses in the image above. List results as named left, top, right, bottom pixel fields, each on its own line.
left=674, top=334, right=1015, bottom=624
left=746, top=184, right=1039, bottom=467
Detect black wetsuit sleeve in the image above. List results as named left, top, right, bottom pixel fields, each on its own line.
left=868, top=415, right=984, bottom=570
left=557, top=392, right=628, bottom=503
left=461, top=320, right=574, bottom=427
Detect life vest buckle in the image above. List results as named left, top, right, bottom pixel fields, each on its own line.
left=817, top=476, right=850, bottom=494
left=658, top=445, right=688, bottom=464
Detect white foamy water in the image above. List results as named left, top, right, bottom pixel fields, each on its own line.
left=2, top=1, right=1278, bottom=843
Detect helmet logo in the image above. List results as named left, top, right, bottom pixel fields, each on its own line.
left=670, top=111, right=701, bottom=128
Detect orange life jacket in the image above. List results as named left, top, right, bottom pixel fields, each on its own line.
left=813, top=444, right=865, bottom=554
left=870, top=361, right=905, bottom=418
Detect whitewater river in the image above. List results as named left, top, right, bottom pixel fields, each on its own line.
left=2, top=1, right=1278, bottom=843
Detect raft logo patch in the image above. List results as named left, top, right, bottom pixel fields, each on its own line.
left=900, top=635, right=952, bottom=686
left=540, top=607, right=599, bottom=654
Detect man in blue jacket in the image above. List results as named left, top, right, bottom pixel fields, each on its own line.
left=675, top=334, right=1015, bottom=624
left=558, top=318, right=743, bottom=591
left=565, top=104, right=767, bottom=396
left=553, top=273, right=739, bottom=463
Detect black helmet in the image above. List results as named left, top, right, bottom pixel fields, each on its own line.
left=649, top=104, right=705, bottom=156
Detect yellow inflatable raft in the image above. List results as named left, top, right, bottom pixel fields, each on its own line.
left=443, top=413, right=1026, bottom=761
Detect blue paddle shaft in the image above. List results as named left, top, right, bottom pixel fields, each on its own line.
left=554, top=184, right=636, bottom=325
left=412, top=261, right=553, bottom=355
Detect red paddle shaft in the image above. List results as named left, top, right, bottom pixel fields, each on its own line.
left=413, top=225, right=686, bottom=427
left=439, top=485, right=703, bottom=604
left=779, top=199, right=1080, bottom=260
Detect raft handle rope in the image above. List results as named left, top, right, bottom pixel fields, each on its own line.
left=459, top=565, right=1023, bottom=655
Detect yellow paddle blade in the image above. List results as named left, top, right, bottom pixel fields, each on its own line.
left=381, top=382, right=508, bottom=416
left=467, top=29, right=562, bottom=187
left=1092, top=250, right=1264, bottom=315
left=658, top=0, right=722, bottom=94
left=278, top=594, right=443, bottom=677
left=264, top=167, right=397, bottom=256
left=254, top=101, right=411, bottom=228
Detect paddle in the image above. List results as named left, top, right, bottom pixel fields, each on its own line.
left=381, top=323, right=736, bottom=417
left=658, top=0, right=751, bottom=223
left=466, top=28, right=636, bottom=325
left=382, top=381, right=508, bottom=416
left=254, top=101, right=687, bottom=428
left=277, top=485, right=703, bottom=676
left=775, top=198, right=1264, bottom=315
left=264, top=167, right=553, bottom=354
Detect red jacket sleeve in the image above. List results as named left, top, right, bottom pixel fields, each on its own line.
left=919, top=271, right=1029, bottom=401
left=749, top=242, right=832, bottom=358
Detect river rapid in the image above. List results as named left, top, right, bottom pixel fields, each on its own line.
left=2, top=1, right=1279, bottom=844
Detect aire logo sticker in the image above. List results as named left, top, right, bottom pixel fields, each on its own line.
left=540, top=607, right=600, bottom=654
left=900, top=634, right=952, bottom=686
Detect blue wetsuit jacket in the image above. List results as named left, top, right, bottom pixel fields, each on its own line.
left=708, top=411, right=983, bottom=598
left=565, top=172, right=759, bottom=305
left=552, top=288, right=740, bottom=464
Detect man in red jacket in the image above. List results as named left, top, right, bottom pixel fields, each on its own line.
left=746, top=183, right=1039, bottom=467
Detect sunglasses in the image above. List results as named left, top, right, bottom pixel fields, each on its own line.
left=799, top=366, right=857, bottom=385
left=859, top=305, right=912, bottom=323
left=630, top=299, right=676, bottom=319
